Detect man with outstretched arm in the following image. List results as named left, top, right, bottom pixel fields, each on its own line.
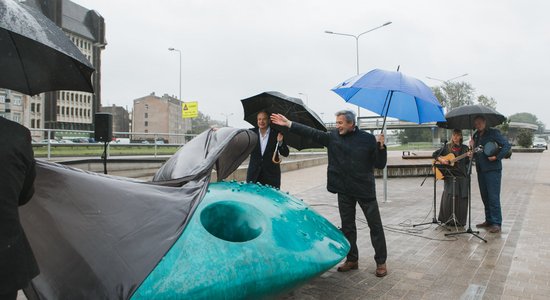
left=271, top=110, right=388, bottom=277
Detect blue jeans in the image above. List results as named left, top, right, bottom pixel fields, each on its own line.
left=477, top=169, right=502, bottom=226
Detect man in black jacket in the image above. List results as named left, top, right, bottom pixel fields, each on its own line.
left=0, top=117, right=39, bottom=300
left=247, top=111, right=289, bottom=189
left=271, top=110, right=388, bottom=277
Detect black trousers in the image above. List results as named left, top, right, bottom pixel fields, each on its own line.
left=338, top=194, right=387, bottom=265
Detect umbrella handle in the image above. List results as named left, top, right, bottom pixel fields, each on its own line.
left=272, top=142, right=282, bottom=164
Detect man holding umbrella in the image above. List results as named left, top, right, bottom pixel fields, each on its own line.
left=470, top=115, right=511, bottom=233
left=271, top=110, right=388, bottom=277
left=246, top=111, right=289, bottom=189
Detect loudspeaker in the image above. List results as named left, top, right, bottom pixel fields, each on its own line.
left=94, top=113, right=113, bottom=142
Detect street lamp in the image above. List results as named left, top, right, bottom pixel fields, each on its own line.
left=425, top=73, right=468, bottom=84
left=426, top=73, right=469, bottom=141
left=325, top=21, right=392, bottom=117
left=298, top=92, right=309, bottom=106
left=168, top=47, right=182, bottom=101
left=425, top=73, right=469, bottom=109
left=221, top=113, right=233, bottom=127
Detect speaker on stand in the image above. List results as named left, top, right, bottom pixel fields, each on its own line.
left=94, top=113, right=113, bottom=174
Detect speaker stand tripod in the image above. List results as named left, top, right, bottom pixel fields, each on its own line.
left=101, top=141, right=109, bottom=174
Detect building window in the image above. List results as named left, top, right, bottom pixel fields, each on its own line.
left=36, top=103, right=40, bottom=113
left=31, top=103, right=35, bottom=112
left=144, top=130, right=148, bottom=133
left=13, top=96, right=22, bottom=106
left=144, top=112, right=148, bottom=118
left=144, top=121, right=148, bottom=127
left=31, top=119, right=35, bottom=128
left=57, top=106, right=60, bottom=114
left=13, top=113, right=21, bottom=123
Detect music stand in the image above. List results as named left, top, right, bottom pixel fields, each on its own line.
left=444, top=156, right=487, bottom=242
left=434, top=164, right=465, bottom=231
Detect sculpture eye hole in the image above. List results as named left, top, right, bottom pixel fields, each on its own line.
left=200, top=201, right=266, bottom=243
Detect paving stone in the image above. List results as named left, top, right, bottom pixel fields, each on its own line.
left=280, top=152, right=550, bottom=299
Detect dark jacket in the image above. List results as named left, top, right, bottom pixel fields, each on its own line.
left=246, top=127, right=289, bottom=188
left=432, top=143, right=470, bottom=197
left=0, top=117, right=39, bottom=293
left=473, top=128, right=511, bottom=172
left=289, top=122, right=387, bottom=198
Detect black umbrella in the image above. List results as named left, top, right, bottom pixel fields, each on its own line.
left=437, top=105, right=506, bottom=130
left=0, top=0, right=95, bottom=95
left=241, top=91, right=327, bottom=150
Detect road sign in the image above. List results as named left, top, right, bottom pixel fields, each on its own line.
left=182, top=101, right=198, bottom=118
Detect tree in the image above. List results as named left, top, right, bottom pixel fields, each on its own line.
left=186, top=111, right=225, bottom=134
left=435, top=81, right=475, bottom=111
left=477, top=95, right=497, bottom=110
left=516, top=129, right=534, bottom=148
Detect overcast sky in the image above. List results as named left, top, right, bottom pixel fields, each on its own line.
left=74, top=0, right=550, bottom=128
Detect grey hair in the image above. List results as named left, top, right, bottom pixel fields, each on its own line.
left=335, top=110, right=356, bottom=125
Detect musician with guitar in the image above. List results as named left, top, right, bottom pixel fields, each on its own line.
left=433, top=129, right=471, bottom=226
left=470, top=115, right=511, bottom=234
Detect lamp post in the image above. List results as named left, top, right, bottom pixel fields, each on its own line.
left=298, top=92, right=309, bottom=106
left=168, top=48, right=182, bottom=101
left=221, top=113, right=233, bottom=127
left=325, top=21, right=392, bottom=118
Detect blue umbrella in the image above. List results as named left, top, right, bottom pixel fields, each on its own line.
left=332, top=69, right=445, bottom=128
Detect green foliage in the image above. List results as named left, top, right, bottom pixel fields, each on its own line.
left=397, top=128, right=432, bottom=144
left=509, top=112, right=538, bottom=124
left=437, top=81, right=475, bottom=111
left=496, top=118, right=510, bottom=135
left=477, top=95, right=497, bottom=109
left=187, top=111, right=225, bottom=134
left=516, top=129, right=534, bottom=148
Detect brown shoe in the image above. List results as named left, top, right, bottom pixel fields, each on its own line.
left=476, top=221, right=490, bottom=228
left=375, top=263, right=387, bottom=277
left=488, top=225, right=501, bottom=233
left=337, top=261, right=358, bottom=272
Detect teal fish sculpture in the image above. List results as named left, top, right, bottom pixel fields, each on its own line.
left=20, top=128, right=349, bottom=299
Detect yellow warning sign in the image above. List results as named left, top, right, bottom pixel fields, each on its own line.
left=182, top=101, right=198, bottom=118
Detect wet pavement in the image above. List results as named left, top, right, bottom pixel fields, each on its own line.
left=279, top=151, right=549, bottom=299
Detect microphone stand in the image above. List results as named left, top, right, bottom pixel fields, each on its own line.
left=445, top=134, right=487, bottom=242
left=413, top=140, right=447, bottom=229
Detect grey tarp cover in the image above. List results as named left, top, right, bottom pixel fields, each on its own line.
left=20, top=128, right=257, bottom=300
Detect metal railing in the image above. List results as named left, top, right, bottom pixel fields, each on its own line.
left=30, top=129, right=198, bottom=160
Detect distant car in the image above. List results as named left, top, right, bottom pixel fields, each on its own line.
left=155, top=140, right=165, bottom=145
left=40, top=139, right=59, bottom=144
left=141, top=140, right=150, bottom=144
left=533, top=138, right=547, bottom=150
left=59, top=139, right=74, bottom=144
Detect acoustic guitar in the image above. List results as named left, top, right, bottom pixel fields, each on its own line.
left=433, top=152, right=470, bottom=180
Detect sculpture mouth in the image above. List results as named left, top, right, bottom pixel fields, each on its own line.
left=200, top=201, right=266, bottom=242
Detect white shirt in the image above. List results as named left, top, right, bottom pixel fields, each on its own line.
left=259, top=127, right=270, bottom=156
